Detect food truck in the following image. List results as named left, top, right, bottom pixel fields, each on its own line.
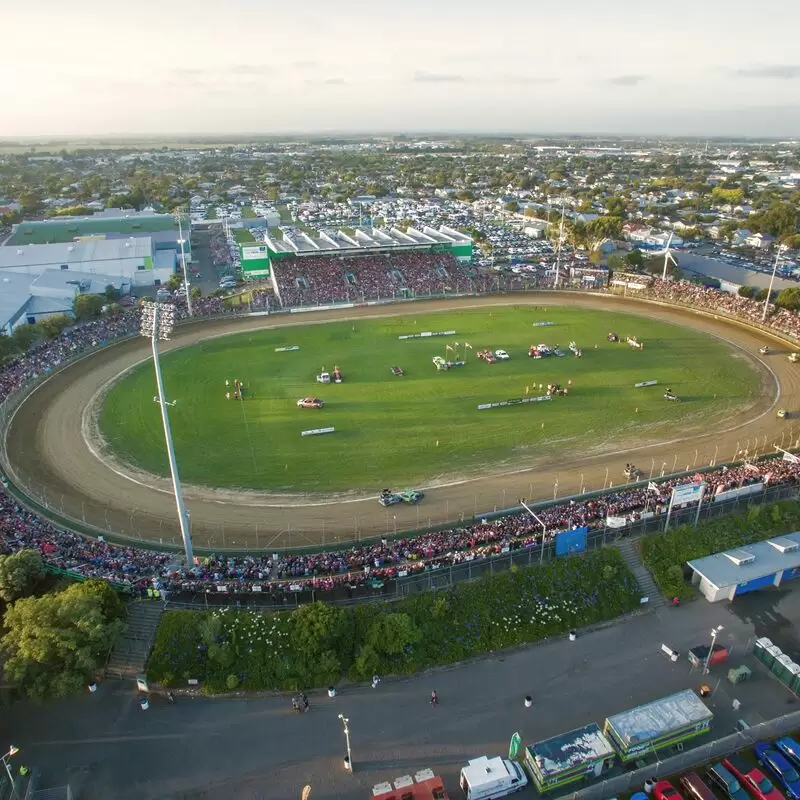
left=603, top=689, right=713, bottom=763
left=524, top=723, right=616, bottom=793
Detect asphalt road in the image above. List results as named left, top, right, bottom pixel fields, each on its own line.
left=4, top=293, right=794, bottom=551
left=4, top=588, right=800, bottom=800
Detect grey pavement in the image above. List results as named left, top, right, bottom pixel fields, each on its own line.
left=4, top=587, right=800, bottom=800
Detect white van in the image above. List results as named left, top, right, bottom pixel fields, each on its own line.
left=459, top=756, right=528, bottom=799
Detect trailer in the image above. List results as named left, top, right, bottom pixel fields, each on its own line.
left=524, top=723, right=616, bottom=793
left=603, top=689, right=713, bottom=763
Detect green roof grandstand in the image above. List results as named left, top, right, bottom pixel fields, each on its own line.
left=8, top=212, right=177, bottom=246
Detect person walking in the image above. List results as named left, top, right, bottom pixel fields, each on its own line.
left=371, top=675, right=380, bottom=689
left=430, top=690, right=438, bottom=705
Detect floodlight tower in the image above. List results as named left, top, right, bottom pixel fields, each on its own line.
left=140, top=301, right=194, bottom=565
left=173, top=207, right=193, bottom=317
left=553, top=199, right=567, bottom=289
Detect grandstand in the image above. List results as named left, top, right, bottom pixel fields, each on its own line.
left=252, top=225, right=474, bottom=307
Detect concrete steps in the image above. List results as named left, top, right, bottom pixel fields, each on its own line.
left=106, top=601, right=165, bottom=680
left=615, top=538, right=666, bottom=610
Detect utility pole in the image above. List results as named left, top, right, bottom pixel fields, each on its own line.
left=762, top=245, right=785, bottom=323
left=338, top=714, right=353, bottom=772
left=553, top=198, right=566, bottom=289
left=173, top=207, right=193, bottom=317
left=140, top=302, right=194, bottom=565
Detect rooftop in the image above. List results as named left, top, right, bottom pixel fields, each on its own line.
left=687, top=532, right=800, bottom=589
left=526, top=723, right=616, bottom=777
left=605, top=689, right=712, bottom=744
left=0, top=238, right=153, bottom=269
left=0, top=273, right=34, bottom=328
left=8, top=212, right=175, bottom=245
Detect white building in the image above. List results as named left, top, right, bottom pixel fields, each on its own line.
left=0, top=237, right=174, bottom=286
left=0, top=269, right=127, bottom=334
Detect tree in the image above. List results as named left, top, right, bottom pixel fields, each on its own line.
left=625, top=249, right=644, bottom=269
left=0, top=550, right=44, bottom=602
left=1, top=580, right=125, bottom=701
left=775, top=287, right=800, bottom=312
left=290, top=602, right=351, bottom=686
left=711, top=187, right=744, bottom=206
left=11, top=324, right=41, bottom=352
left=190, top=286, right=202, bottom=299
left=166, top=275, right=182, bottom=291
left=504, top=201, right=519, bottom=213
left=35, top=315, right=71, bottom=340
left=607, top=253, right=624, bottom=271
left=73, top=294, right=104, bottom=320
left=738, top=285, right=756, bottom=299
left=605, top=196, right=628, bottom=217
left=0, top=333, right=16, bottom=363
left=104, top=285, right=120, bottom=302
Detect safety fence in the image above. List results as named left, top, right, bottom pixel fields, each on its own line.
left=569, top=710, right=800, bottom=800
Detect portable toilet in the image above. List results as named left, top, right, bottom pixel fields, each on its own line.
left=754, top=638, right=774, bottom=664
left=773, top=654, right=794, bottom=684
left=763, top=645, right=782, bottom=669
left=786, top=662, right=800, bottom=693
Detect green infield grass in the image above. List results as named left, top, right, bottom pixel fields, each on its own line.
left=99, top=305, right=761, bottom=492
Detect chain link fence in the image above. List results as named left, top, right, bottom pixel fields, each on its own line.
left=569, top=710, right=800, bottom=800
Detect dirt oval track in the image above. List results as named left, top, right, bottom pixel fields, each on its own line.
left=4, top=294, right=798, bottom=552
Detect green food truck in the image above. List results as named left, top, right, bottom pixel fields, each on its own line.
left=603, top=689, right=713, bottom=763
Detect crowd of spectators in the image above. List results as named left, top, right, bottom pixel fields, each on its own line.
left=272, top=252, right=477, bottom=308
left=2, top=456, right=799, bottom=597
left=3, top=271, right=800, bottom=597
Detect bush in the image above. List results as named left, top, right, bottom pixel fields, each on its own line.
left=147, top=549, right=640, bottom=692
left=641, top=501, right=800, bottom=599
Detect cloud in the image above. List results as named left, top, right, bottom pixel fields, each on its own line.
left=304, top=77, right=348, bottom=86
left=503, top=76, right=559, bottom=86
left=734, top=65, right=800, bottom=79
left=607, top=75, right=646, bottom=86
left=229, top=64, right=275, bottom=76
left=413, top=71, right=468, bottom=84
left=293, top=60, right=319, bottom=69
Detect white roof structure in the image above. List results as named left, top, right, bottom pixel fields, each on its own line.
left=264, top=225, right=472, bottom=257
left=0, top=238, right=153, bottom=270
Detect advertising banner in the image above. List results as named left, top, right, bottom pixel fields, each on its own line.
left=671, top=482, right=705, bottom=505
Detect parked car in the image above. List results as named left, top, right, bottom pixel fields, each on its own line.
left=775, top=739, right=800, bottom=771
left=654, top=780, right=684, bottom=800
left=707, top=762, right=751, bottom=800
left=680, top=773, right=718, bottom=800
left=723, top=754, right=785, bottom=800
left=755, top=743, right=800, bottom=800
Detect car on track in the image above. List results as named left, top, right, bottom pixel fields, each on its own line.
left=399, top=489, right=424, bottom=504
left=760, top=346, right=771, bottom=355
left=391, top=366, right=405, bottom=376
left=379, top=489, right=403, bottom=506
left=723, top=754, right=785, bottom=800
left=778, top=409, right=788, bottom=419
left=623, top=464, right=641, bottom=480
left=495, top=349, right=510, bottom=360
left=296, top=396, right=324, bottom=409
left=755, top=743, right=800, bottom=800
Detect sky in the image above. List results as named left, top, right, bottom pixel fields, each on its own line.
left=3, top=0, right=800, bottom=138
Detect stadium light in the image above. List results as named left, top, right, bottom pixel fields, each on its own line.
left=762, top=245, right=786, bottom=323
left=140, top=301, right=194, bottom=565
left=174, top=208, right=193, bottom=318
left=2, top=746, right=20, bottom=800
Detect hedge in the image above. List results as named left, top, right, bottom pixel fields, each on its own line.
left=146, top=548, right=640, bottom=693
left=640, top=501, right=800, bottom=599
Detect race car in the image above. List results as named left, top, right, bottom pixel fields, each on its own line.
left=607, top=332, right=619, bottom=342
left=495, top=349, right=510, bottom=360
left=778, top=409, right=788, bottom=419
left=664, top=389, right=680, bottom=402
left=623, top=463, right=641, bottom=480
left=391, top=365, right=405, bottom=376
left=379, top=489, right=403, bottom=506
left=760, top=345, right=771, bottom=355
left=297, top=396, right=324, bottom=409
left=399, top=488, right=425, bottom=504
left=477, top=350, right=497, bottom=363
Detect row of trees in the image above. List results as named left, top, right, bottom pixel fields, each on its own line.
left=0, top=550, right=126, bottom=701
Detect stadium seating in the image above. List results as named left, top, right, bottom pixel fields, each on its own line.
left=2, top=276, right=800, bottom=597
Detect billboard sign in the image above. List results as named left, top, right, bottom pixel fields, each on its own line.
left=671, top=482, right=705, bottom=505
left=241, top=245, right=269, bottom=261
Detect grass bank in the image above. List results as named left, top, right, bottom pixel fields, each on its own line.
left=147, top=548, right=640, bottom=693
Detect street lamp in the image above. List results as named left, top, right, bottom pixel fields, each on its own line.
left=338, top=714, right=353, bottom=773
left=762, top=245, right=786, bottom=323
left=704, top=625, right=724, bottom=674
left=2, top=746, right=20, bottom=800
left=173, top=208, right=193, bottom=317
left=140, top=302, right=194, bottom=565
